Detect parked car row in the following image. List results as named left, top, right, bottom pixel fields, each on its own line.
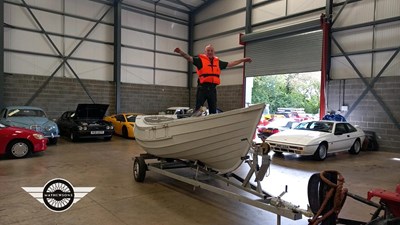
left=2, top=104, right=366, bottom=162
left=0, top=104, right=146, bottom=159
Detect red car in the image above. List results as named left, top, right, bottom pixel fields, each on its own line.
left=0, top=123, right=47, bottom=158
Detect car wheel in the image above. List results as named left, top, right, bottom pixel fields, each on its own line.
left=122, top=126, right=128, bottom=138
left=349, top=139, right=361, bottom=155
left=273, top=151, right=283, bottom=155
left=133, top=157, right=147, bottom=182
left=7, top=140, right=32, bottom=158
left=70, top=132, right=78, bottom=142
left=314, top=143, right=327, bottom=161
left=48, top=137, right=58, bottom=145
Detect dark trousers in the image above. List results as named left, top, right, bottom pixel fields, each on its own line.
left=196, top=83, right=217, bottom=114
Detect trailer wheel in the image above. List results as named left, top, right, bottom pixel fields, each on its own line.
left=133, top=157, right=147, bottom=182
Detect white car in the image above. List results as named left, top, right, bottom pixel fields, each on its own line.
left=266, top=120, right=365, bottom=160
left=160, top=107, right=190, bottom=115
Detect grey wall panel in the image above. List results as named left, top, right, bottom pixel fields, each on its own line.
left=64, top=16, right=113, bottom=41
left=376, top=0, right=400, bottom=20
left=252, top=1, right=286, bottom=24
left=155, top=71, right=187, bottom=87
left=155, top=53, right=187, bottom=71
left=331, top=27, right=373, bottom=55
left=374, top=21, right=400, bottom=49
left=65, top=0, right=113, bottom=23
left=195, top=0, right=245, bottom=24
left=122, top=48, right=153, bottom=67
left=331, top=54, right=373, bottom=79
left=121, top=66, right=153, bottom=84
left=122, top=9, right=155, bottom=33
left=4, top=29, right=62, bottom=54
left=65, top=39, right=113, bottom=62
left=332, top=0, right=374, bottom=28
left=219, top=69, right=245, bottom=86
left=4, top=52, right=63, bottom=76
left=373, top=52, right=400, bottom=77
left=194, top=12, right=245, bottom=40
left=287, top=0, right=325, bottom=14
left=155, top=36, right=187, bottom=53
left=194, top=33, right=242, bottom=55
left=5, top=4, right=53, bottom=30
left=120, top=4, right=188, bottom=88
left=327, top=77, right=400, bottom=151
left=156, top=18, right=188, bottom=38
left=122, top=0, right=188, bottom=21
left=245, top=31, right=322, bottom=76
left=64, top=59, right=113, bottom=81
left=121, top=29, right=154, bottom=50
left=217, top=49, right=245, bottom=64
left=21, top=0, right=63, bottom=11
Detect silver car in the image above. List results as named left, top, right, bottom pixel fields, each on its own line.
left=0, top=106, right=60, bottom=144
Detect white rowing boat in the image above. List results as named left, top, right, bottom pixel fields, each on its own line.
left=134, top=104, right=265, bottom=174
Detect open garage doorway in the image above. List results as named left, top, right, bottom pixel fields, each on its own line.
left=245, top=71, right=321, bottom=120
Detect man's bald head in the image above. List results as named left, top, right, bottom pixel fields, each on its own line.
left=204, top=44, right=215, bottom=59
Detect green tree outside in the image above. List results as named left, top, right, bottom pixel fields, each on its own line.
left=251, top=73, right=320, bottom=114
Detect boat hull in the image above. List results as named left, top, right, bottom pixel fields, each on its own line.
left=134, top=104, right=265, bottom=174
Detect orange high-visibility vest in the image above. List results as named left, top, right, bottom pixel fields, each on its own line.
left=196, top=54, right=221, bottom=85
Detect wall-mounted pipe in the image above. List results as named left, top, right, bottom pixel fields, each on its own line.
left=114, top=0, right=122, bottom=113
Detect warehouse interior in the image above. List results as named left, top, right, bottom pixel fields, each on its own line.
left=0, top=0, right=399, bottom=224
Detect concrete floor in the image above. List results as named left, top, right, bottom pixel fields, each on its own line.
left=0, top=136, right=399, bottom=225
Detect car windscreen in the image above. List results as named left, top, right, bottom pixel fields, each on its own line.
left=126, top=115, right=137, bottom=122
left=7, top=109, right=46, bottom=118
left=165, top=110, right=176, bottom=115
left=294, top=121, right=333, bottom=133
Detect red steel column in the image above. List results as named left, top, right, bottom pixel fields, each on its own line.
left=320, top=14, right=330, bottom=119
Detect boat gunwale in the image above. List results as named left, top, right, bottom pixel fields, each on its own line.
left=135, top=103, right=266, bottom=130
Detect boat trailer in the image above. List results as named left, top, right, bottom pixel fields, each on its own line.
left=132, top=141, right=313, bottom=225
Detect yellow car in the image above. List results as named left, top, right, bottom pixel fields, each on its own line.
left=103, top=113, right=142, bottom=138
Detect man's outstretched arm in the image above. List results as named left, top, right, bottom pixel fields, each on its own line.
left=227, top=57, right=252, bottom=68
left=174, top=47, right=193, bottom=63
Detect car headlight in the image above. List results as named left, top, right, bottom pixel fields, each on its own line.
left=43, top=121, right=58, bottom=132
left=44, top=125, right=56, bottom=131
left=78, top=126, right=88, bottom=131
left=33, top=133, right=45, bottom=140
left=106, top=126, right=113, bottom=130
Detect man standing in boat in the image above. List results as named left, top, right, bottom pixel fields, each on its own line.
left=174, top=44, right=252, bottom=114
